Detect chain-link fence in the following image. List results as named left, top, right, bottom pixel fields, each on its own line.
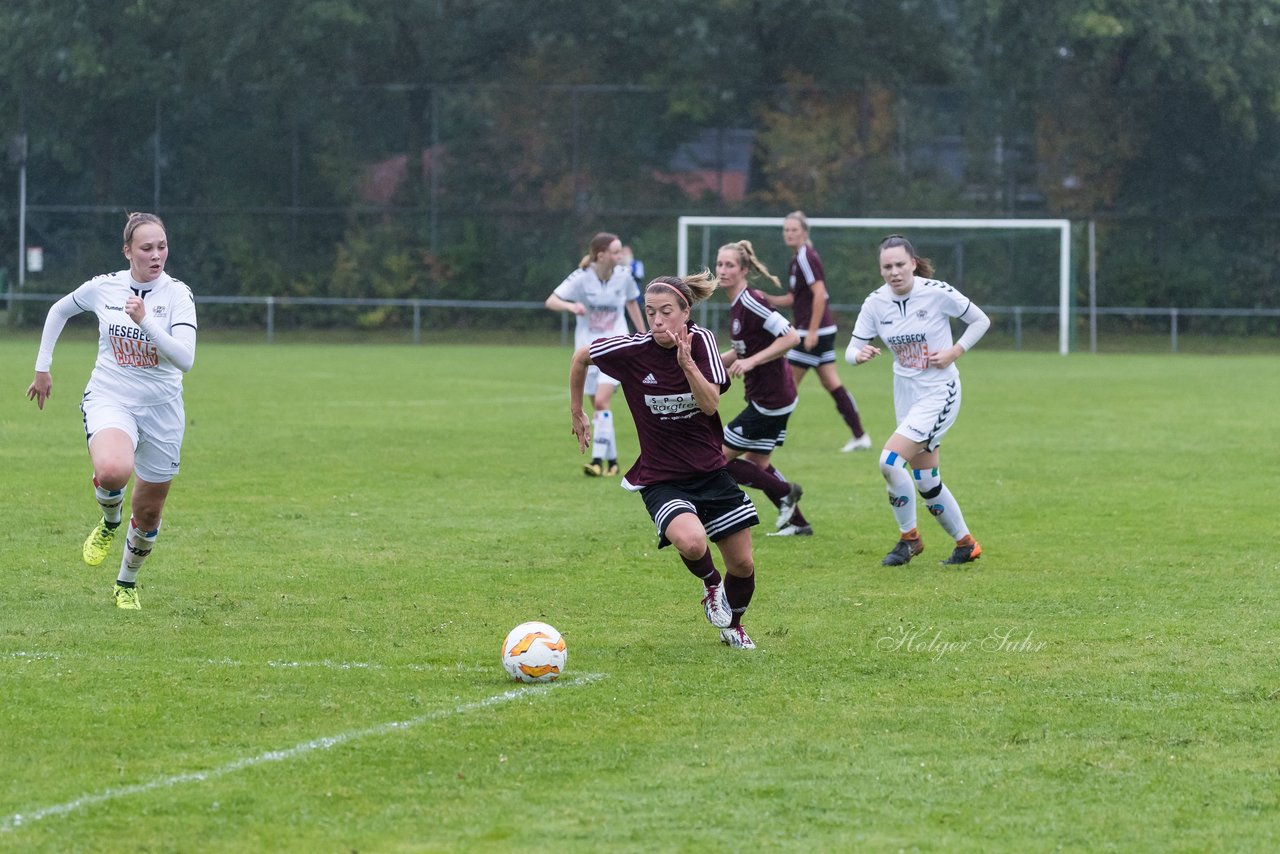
left=4, top=83, right=1279, bottom=348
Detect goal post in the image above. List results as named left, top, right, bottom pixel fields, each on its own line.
left=677, top=216, right=1074, bottom=355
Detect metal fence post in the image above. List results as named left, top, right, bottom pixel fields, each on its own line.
left=267, top=296, right=274, bottom=344
left=1014, top=306, right=1023, bottom=351
left=1170, top=308, right=1178, bottom=353
left=413, top=300, right=422, bottom=344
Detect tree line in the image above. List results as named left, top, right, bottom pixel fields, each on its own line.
left=2, top=0, right=1277, bottom=317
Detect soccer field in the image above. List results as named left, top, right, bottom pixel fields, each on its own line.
left=2, top=337, right=1276, bottom=851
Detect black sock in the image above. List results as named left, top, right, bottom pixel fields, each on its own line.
left=725, top=458, right=789, bottom=502
left=681, top=550, right=722, bottom=587
left=724, top=572, right=755, bottom=627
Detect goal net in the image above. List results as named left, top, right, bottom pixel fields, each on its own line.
left=677, top=216, right=1074, bottom=354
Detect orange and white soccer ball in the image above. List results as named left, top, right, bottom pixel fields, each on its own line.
left=501, top=621, right=567, bottom=683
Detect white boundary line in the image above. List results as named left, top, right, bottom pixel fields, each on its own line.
left=1, top=673, right=603, bottom=834
left=7, top=651, right=490, bottom=674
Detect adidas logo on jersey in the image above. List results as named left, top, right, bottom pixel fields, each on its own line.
left=642, top=373, right=658, bottom=385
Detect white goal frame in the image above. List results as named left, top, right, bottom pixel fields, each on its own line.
left=677, top=216, right=1074, bottom=355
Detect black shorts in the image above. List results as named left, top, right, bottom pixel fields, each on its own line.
left=723, top=405, right=792, bottom=454
left=639, top=469, right=759, bottom=549
left=786, top=330, right=838, bottom=368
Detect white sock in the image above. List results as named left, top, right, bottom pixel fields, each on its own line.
left=879, top=450, right=916, bottom=533
left=117, top=519, right=159, bottom=585
left=593, top=410, right=615, bottom=460
left=913, top=467, right=969, bottom=540
left=94, top=478, right=125, bottom=526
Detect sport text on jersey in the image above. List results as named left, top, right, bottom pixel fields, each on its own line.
left=644, top=392, right=699, bottom=419
left=107, top=323, right=159, bottom=368
left=886, top=332, right=929, bottom=370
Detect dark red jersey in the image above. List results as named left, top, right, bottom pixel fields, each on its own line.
left=729, top=287, right=797, bottom=413
left=788, top=244, right=835, bottom=333
left=589, top=324, right=730, bottom=487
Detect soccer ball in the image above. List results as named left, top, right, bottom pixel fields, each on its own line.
left=501, top=621, right=567, bottom=683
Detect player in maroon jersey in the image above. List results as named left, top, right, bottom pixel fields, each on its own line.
left=763, top=210, right=872, bottom=453
left=569, top=270, right=761, bottom=649
left=714, top=240, right=815, bottom=537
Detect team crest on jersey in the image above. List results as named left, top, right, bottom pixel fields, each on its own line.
left=917, top=309, right=928, bottom=319
left=731, top=318, right=742, bottom=335
left=152, top=305, right=167, bottom=318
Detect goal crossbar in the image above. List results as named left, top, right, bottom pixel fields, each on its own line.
left=677, top=216, right=1073, bottom=355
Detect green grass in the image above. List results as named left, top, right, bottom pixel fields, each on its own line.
left=2, top=335, right=1277, bottom=852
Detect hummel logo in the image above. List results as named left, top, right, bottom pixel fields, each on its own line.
left=642, top=373, right=658, bottom=384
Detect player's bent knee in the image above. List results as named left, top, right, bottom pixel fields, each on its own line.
left=94, top=465, right=132, bottom=490
left=666, top=520, right=707, bottom=555
left=878, top=449, right=904, bottom=481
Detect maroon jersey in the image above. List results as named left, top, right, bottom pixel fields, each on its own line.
left=729, top=287, right=797, bottom=413
left=788, top=244, right=836, bottom=333
left=589, top=324, right=730, bottom=487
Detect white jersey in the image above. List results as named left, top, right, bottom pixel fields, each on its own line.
left=849, top=278, right=983, bottom=385
left=56, top=270, right=197, bottom=403
left=553, top=265, right=640, bottom=349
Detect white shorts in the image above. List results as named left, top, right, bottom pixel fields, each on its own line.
left=893, top=376, right=961, bottom=452
left=81, top=391, right=186, bottom=483
left=584, top=365, right=621, bottom=397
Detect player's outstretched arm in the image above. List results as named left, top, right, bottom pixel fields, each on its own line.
left=569, top=346, right=593, bottom=453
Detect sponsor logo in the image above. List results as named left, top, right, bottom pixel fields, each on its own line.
left=927, top=503, right=945, bottom=517
left=109, top=335, right=159, bottom=368
left=641, top=373, right=658, bottom=385
left=108, top=323, right=148, bottom=340
left=886, top=332, right=928, bottom=345
left=644, top=392, right=697, bottom=416
left=889, top=495, right=910, bottom=508
left=106, top=304, right=125, bottom=311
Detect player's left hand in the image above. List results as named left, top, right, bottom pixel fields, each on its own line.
left=928, top=345, right=963, bottom=369
left=673, top=324, right=694, bottom=371
left=727, top=356, right=755, bottom=377
left=125, top=295, right=146, bottom=324
left=803, top=331, right=817, bottom=351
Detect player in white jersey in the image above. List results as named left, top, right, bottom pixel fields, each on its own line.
left=845, top=234, right=991, bottom=567
left=546, top=231, right=646, bottom=477
left=26, top=213, right=197, bottom=610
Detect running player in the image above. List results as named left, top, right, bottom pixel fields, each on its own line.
left=763, top=210, right=872, bottom=452
left=569, top=271, right=760, bottom=649
left=26, top=212, right=197, bottom=609
left=547, top=232, right=646, bottom=476
left=845, top=234, right=990, bottom=567
left=714, top=240, right=815, bottom=537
